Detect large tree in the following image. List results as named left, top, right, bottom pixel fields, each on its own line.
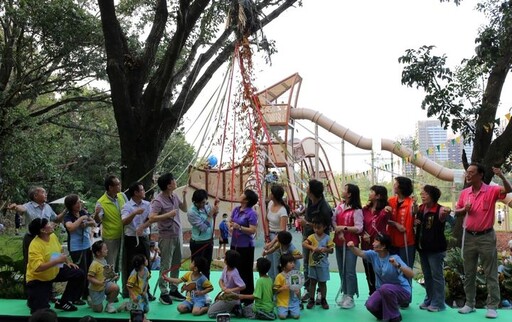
left=97, top=0, right=301, bottom=188
left=399, top=0, right=512, bottom=183
left=0, top=0, right=109, bottom=191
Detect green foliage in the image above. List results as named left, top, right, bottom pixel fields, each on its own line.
left=156, top=130, right=196, bottom=188
left=1, top=97, right=120, bottom=203
left=399, top=0, right=512, bottom=171
left=0, top=235, right=24, bottom=299
left=444, top=247, right=512, bottom=307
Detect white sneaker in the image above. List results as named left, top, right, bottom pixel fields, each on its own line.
left=205, top=293, right=212, bottom=305
left=485, top=309, right=498, bottom=319
left=341, top=296, right=355, bottom=309
left=336, top=294, right=348, bottom=307
left=106, top=303, right=116, bottom=313
left=458, top=305, right=476, bottom=314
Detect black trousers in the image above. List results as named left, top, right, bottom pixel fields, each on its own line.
left=26, top=264, right=85, bottom=313
left=70, top=248, right=93, bottom=299
left=230, top=245, right=254, bottom=305
left=122, top=235, right=150, bottom=297
left=190, top=239, right=214, bottom=280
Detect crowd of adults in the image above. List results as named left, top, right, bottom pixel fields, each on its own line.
left=5, top=162, right=512, bottom=321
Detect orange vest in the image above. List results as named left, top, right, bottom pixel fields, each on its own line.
left=387, top=196, right=415, bottom=247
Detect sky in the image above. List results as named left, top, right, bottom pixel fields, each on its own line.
left=183, top=0, right=512, bottom=177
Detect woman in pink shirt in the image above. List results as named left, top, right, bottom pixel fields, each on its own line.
left=333, top=183, right=363, bottom=309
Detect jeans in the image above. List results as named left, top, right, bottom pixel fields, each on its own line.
left=335, top=244, right=359, bottom=297
left=419, top=251, right=446, bottom=309
left=267, top=232, right=280, bottom=280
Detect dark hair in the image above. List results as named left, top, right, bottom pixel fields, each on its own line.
left=256, top=257, right=271, bottom=275
left=345, top=183, right=362, bottom=209
left=279, top=253, right=295, bottom=270
left=308, top=179, right=324, bottom=199
left=244, top=189, right=259, bottom=208
left=132, top=254, right=147, bottom=270
left=270, top=185, right=285, bottom=206
left=422, top=185, right=441, bottom=204
left=29, top=308, right=58, bottom=322
left=375, top=233, right=392, bottom=250
left=395, top=176, right=413, bottom=197
left=469, top=162, right=485, bottom=176
left=224, top=250, right=240, bottom=269
left=369, top=185, right=388, bottom=211
left=192, top=257, right=209, bottom=275
left=150, top=241, right=156, bottom=247
left=127, top=182, right=143, bottom=199
left=311, top=218, right=327, bottom=228
left=104, top=175, right=119, bottom=191
left=277, top=231, right=292, bottom=245
left=157, top=173, right=175, bottom=191
left=91, top=240, right=105, bottom=256
left=29, top=217, right=49, bottom=236
left=192, top=189, right=208, bottom=203
left=222, top=213, right=228, bottom=218
left=64, top=194, right=80, bottom=212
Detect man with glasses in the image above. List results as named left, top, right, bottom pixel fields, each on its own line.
left=121, top=181, right=155, bottom=300
left=96, top=175, right=127, bottom=272
left=455, top=164, right=512, bottom=319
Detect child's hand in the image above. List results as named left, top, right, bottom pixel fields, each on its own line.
left=113, top=273, right=119, bottom=282
left=293, top=289, right=300, bottom=296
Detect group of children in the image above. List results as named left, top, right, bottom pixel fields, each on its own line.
left=85, top=218, right=334, bottom=321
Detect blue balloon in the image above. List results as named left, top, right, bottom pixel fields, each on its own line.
left=207, top=155, right=218, bottom=167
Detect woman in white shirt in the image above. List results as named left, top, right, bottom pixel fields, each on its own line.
left=263, top=184, right=289, bottom=280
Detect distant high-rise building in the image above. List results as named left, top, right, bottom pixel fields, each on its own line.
left=400, top=136, right=416, bottom=177
left=416, top=120, right=448, bottom=163
left=446, top=139, right=473, bottom=165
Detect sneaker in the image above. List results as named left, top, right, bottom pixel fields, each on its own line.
left=169, top=290, right=186, bottom=301
left=205, top=293, right=212, bottom=305
left=341, top=296, right=354, bottom=309
left=148, top=294, right=156, bottom=302
left=243, top=303, right=255, bottom=318
left=306, top=299, right=315, bottom=309
left=321, top=299, right=329, bottom=310
left=458, top=305, right=476, bottom=314
left=106, top=302, right=117, bottom=313
left=159, top=294, right=173, bottom=305
left=427, top=306, right=442, bottom=312
left=301, top=291, right=310, bottom=303
left=419, top=302, right=429, bottom=310
left=55, top=300, right=78, bottom=312
left=336, top=294, right=348, bottom=307
left=485, top=309, right=498, bottom=319
left=231, top=304, right=243, bottom=317
left=116, top=301, right=130, bottom=312
left=73, top=299, right=86, bottom=305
